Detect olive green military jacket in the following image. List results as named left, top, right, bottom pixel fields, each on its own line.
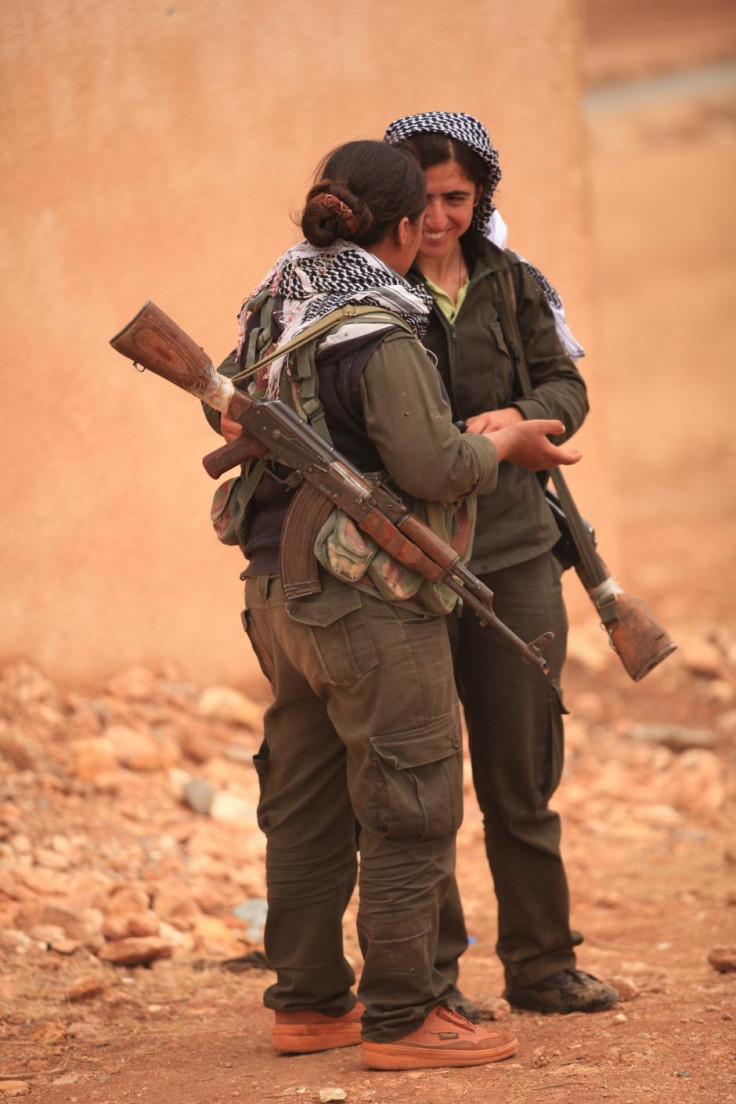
left=409, top=229, right=589, bottom=575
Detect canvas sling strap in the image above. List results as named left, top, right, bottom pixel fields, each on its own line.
left=491, top=265, right=607, bottom=592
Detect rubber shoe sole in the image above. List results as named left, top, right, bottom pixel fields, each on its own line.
left=272, top=1005, right=364, bottom=1054
left=361, top=1032, right=518, bottom=1070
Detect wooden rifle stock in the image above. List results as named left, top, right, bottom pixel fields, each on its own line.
left=550, top=469, right=676, bottom=682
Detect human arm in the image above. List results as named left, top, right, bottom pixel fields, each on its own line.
left=360, top=333, right=580, bottom=503
left=360, top=331, right=499, bottom=502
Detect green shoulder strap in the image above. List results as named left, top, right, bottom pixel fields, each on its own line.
left=229, top=305, right=412, bottom=524
left=230, top=304, right=411, bottom=386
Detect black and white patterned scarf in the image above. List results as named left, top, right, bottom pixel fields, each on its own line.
left=384, top=111, right=585, bottom=359
left=238, top=240, right=434, bottom=396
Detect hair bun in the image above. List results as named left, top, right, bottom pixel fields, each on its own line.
left=301, top=179, right=373, bottom=247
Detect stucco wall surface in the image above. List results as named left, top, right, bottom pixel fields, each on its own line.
left=0, top=0, right=600, bottom=685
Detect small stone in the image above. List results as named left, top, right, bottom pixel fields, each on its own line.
left=178, top=725, right=216, bottom=764
left=318, top=1091, right=347, bottom=1103
left=196, top=686, right=263, bottom=729
left=594, top=891, right=623, bottom=909
left=669, top=750, right=725, bottom=814
left=106, top=725, right=169, bottom=771
left=708, top=946, right=736, bottom=973
left=0, top=1083, right=29, bottom=1097
left=0, top=730, right=45, bottom=770
left=183, top=777, right=215, bottom=815
left=634, top=804, right=682, bottom=828
left=192, top=916, right=246, bottom=957
left=106, top=886, right=151, bottom=914
left=679, top=636, right=727, bottom=679
left=106, top=665, right=157, bottom=700
left=33, top=846, right=70, bottom=871
left=625, top=723, right=717, bottom=753
left=97, top=936, right=175, bottom=966
left=101, top=910, right=160, bottom=940
left=607, top=976, right=639, bottom=1001
left=232, top=898, right=268, bottom=942
left=531, top=1046, right=549, bottom=1068
left=11, top=865, right=68, bottom=897
left=28, top=924, right=80, bottom=954
left=717, top=709, right=736, bottom=735
left=66, top=976, right=107, bottom=1002
left=613, top=1012, right=628, bottom=1023
left=67, top=1020, right=103, bottom=1040
left=474, top=996, right=511, bottom=1021
left=37, top=903, right=104, bottom=950
left=210, top=791, right=257, bottom=823
left=152, top=888, right=201, bottom=931
left=72, top=738, right=118, bottom=782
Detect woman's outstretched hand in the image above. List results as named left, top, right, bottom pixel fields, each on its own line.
left=478, top=418, right=582, bottom=470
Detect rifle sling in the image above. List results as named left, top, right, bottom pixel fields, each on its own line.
left=493, top=268, right=606, bottom=588
left=230, top=304, right=411, bottom=386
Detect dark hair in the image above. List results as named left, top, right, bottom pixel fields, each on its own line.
left=395, top=132, right=487, bottom=194
left=301, top=140, right=426, bottom=249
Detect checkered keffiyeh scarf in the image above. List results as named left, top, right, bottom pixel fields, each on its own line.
left=238, top=240, right=434, bottom=396
left=384, top=111, right=585, bottom=358
left=385, top=110, right=502, bottom=231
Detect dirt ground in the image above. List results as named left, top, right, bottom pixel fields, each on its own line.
left=2, top=10, right=736, bottom=1104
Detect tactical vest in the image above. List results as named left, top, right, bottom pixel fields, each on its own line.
left=210, top=292, right=477, bottom=615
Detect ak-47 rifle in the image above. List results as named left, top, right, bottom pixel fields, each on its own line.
left=109, top=301, right=553, bottom=673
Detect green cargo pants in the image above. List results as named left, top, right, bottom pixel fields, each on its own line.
left=442, top=551, right=578, bottom=986
left=243, top=572, right=464, bottom=1043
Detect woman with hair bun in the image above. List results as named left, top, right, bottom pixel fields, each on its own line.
left=206, top=139, right=580, bottom=1070
left=384, top=111, right=618, bottom=1016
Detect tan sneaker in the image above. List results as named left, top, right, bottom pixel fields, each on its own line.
left=272, top=1001, right=364, bottom=1054
left=361, top=1006, right=518, bottom=1070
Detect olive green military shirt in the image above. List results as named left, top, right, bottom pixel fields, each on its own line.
left=411, top=230, right=589, bottom=574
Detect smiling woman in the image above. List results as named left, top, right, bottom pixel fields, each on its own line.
left=383, top=112, right=617, bottom=1017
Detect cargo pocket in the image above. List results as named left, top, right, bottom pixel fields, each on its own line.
left=286, top=585, right=379, bottom=687
left=536, top=679, right=569, bottom=802
left=367, top=720, right=463, bottom=841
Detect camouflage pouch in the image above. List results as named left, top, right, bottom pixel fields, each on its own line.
left=313, top=494, right=477, bottom=616
left=314, top=509, right=378, bottom=582
left=209, top=460, right=264, bottom=549
left=210, top=477, right=244, bottom=546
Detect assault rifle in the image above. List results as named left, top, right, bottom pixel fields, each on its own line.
left=109, top=301, right=553, bottom=673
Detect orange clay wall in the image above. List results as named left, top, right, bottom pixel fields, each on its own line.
left=0, top=0, right=606, bottom=686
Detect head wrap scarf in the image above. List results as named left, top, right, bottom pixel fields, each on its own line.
left=384, top=111, right=585, bottom=359
left=238, top=239, right=434, bottom=397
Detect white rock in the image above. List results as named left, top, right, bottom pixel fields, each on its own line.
left=196, top=686, right=263, bottom=729
left=210, top=791, right=258, bottom=823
